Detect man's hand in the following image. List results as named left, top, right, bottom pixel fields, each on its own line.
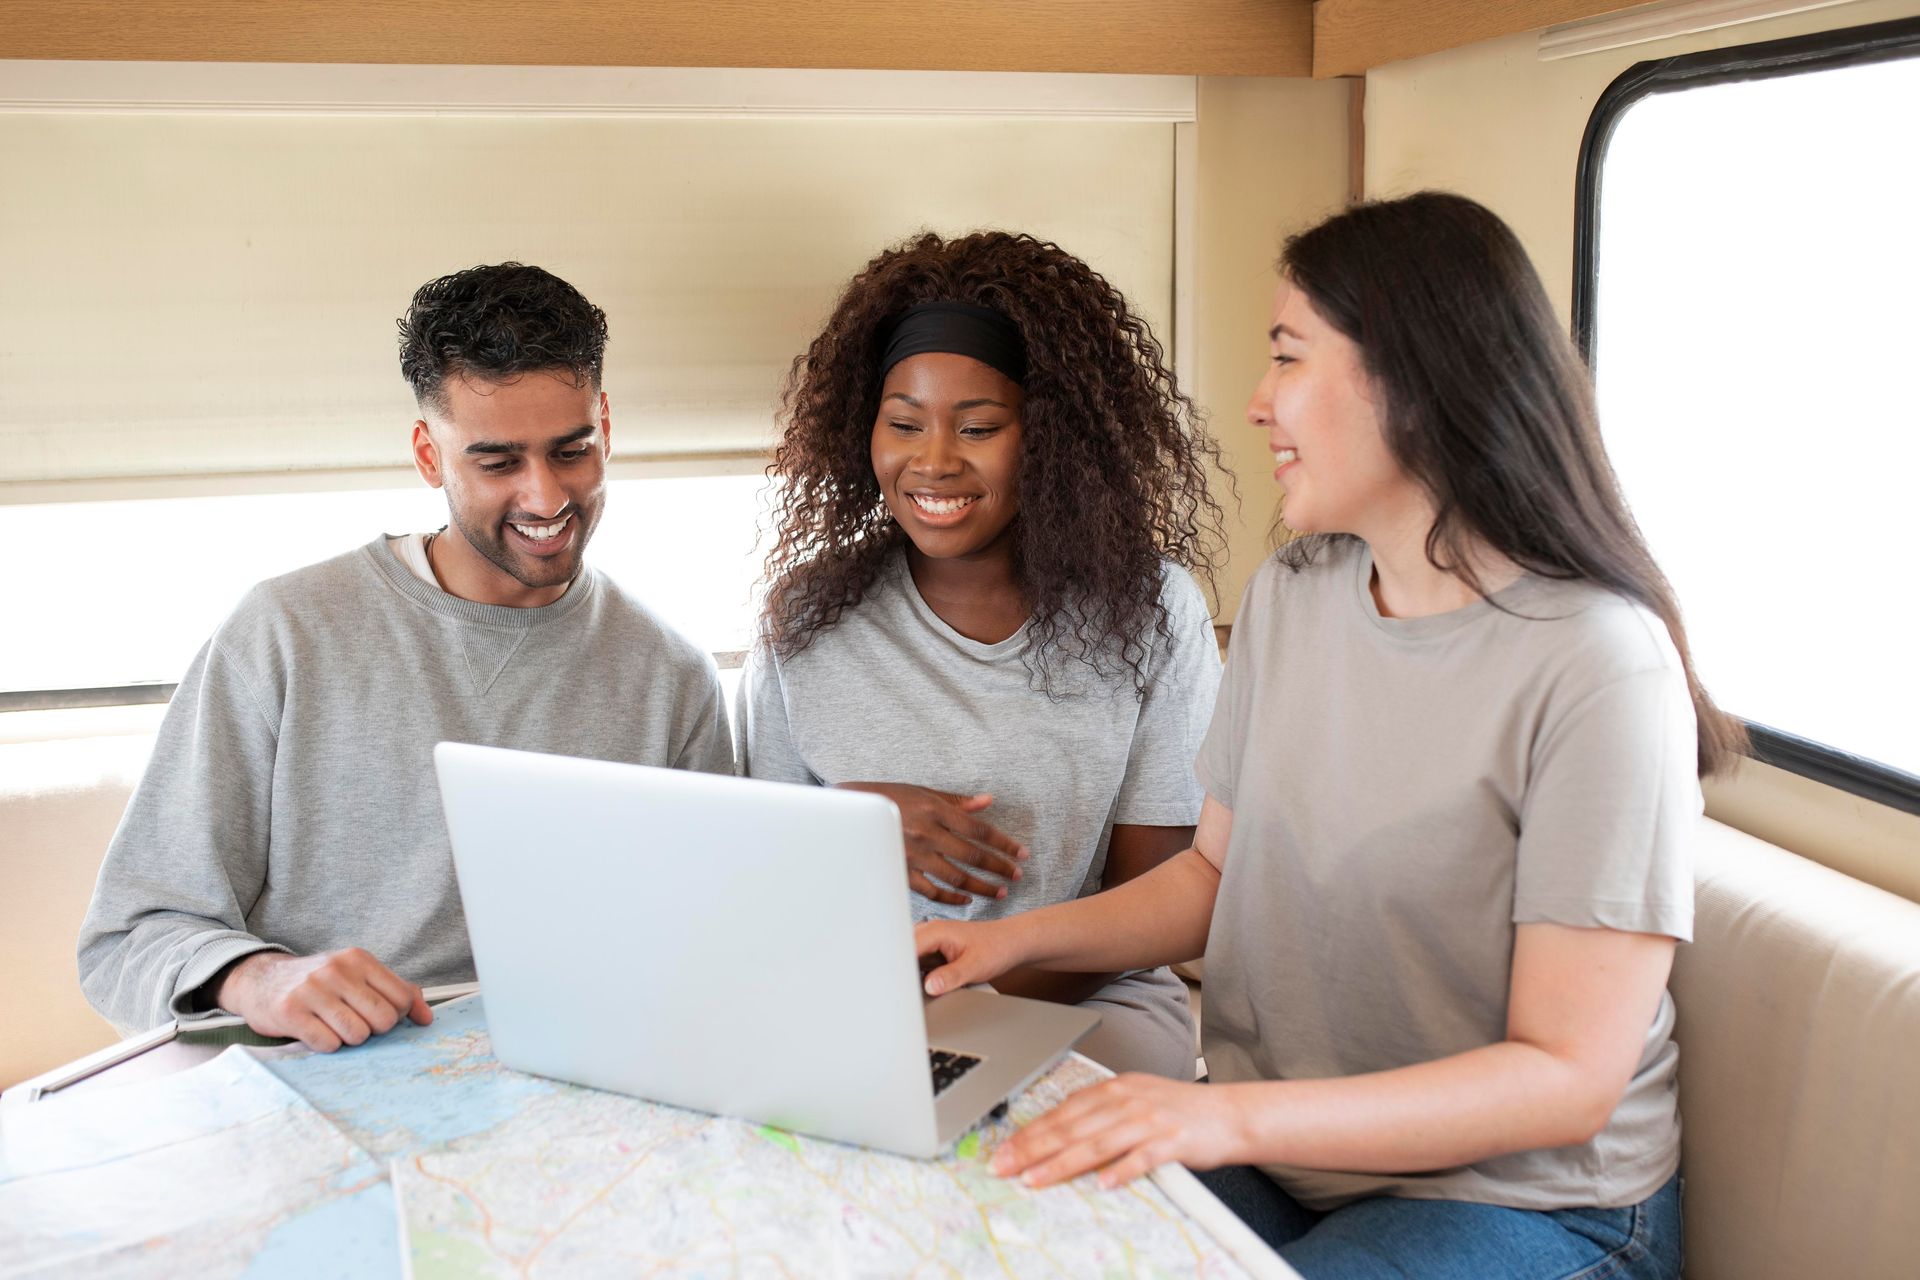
left=215, top=948, right=433, bottom=1052
left=839, top=782, right=1029, bottom=905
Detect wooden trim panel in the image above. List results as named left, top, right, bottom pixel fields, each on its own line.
left=1345, top=75, right=1366, bottom=202
left=1, top=0, right=1312, bottom=76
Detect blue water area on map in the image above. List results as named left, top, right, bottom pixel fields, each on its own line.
left=266, top=996, right=556, bottom=1154
left=240, top=1179, right=397, bottom=1280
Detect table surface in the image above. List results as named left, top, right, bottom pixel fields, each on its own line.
left=3, top=996, right=1302, bottom=1280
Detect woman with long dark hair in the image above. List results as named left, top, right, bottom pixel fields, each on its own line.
left=917, top=193, right=1744, bottom=1279
left=740, top=230, right=1231, bottom=1077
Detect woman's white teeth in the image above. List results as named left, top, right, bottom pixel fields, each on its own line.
left=1274, top=449, right=1298, bottom=465
left=511, top=516, right=570, bottom=540
left=912, top=494, right=977, bottom=516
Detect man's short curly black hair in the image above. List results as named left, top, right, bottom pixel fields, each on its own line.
left=397, top=262, right=608, bottom=414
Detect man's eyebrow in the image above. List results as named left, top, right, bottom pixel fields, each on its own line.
left=463, top=425, right=598, bottom=456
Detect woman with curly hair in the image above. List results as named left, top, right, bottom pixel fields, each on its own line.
left=737, top=230, right=1230, bottom=1079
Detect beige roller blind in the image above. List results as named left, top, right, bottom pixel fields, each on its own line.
left=0, top=113, right=1172, bottom=487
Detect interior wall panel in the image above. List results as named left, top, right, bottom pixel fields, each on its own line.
left=1191, top=74, right=1352, bottom=618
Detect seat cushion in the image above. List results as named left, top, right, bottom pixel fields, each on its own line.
left=0, top=735, right=152, bottom=1090
left=1673, top=819, right=1920, bottom=1280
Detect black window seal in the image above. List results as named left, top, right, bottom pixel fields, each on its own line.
left=1573, top=14, right=1920, bottom=819
left=1746, top=724, right=1920, bottom=817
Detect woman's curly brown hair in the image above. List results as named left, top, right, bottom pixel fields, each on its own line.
left=763, top=230, right=1231, bottom=695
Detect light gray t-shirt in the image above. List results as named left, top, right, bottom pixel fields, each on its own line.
left=739, top=551, right=1221, bottom=923
left=78, top=536, right=736, bottom=1032
left=1196, top=538, right=1700, bottom=1212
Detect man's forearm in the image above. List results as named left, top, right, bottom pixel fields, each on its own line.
left=200, top=948, right=277, bottom=1013
left=79, top=918, right=279, bottom=1032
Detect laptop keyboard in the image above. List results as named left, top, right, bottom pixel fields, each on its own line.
left=929, top=1048, right=983, bottom=1096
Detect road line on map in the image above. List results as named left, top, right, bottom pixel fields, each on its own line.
left=519, top=1122, right=692, bottom=1273
left=935, top=1153, right=1015, bottom=1276
left=408, top=1149, right=514, bottom=1266
left=1148, top=1164, right=1302, bottom=1280
left=1123, top=1173, right=1208, bottom=1268
left=783, top=1141, right=933, bottom=1266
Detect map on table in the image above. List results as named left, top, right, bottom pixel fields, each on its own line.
left=2, top=997, right=1262, bottom=1278
left=0, top=1045, right=393, bottom=1278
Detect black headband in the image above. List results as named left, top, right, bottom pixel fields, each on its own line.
left=877, top=301, right=1027, bottom=386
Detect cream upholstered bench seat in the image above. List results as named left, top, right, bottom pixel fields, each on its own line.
left=1672, top=818, right=1920, bottom=1280
left=0, top=732, right=152, bottom=1089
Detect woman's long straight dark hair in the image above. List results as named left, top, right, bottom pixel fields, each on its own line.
left=1281, top=191, right=1746, bottom=777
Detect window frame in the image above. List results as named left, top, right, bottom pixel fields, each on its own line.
left=1572, top=13, right=1920, bottom=817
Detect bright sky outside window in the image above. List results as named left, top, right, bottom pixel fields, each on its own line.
left=0, top=474, right=770, bottom=699
left=1593, top=51, right=1919, bottom=778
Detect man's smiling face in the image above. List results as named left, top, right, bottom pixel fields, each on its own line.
left=412, top=369, right=612, bottom=608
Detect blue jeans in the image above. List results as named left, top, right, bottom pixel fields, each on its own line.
left=1193, top=1166, right=1682, bottom=1280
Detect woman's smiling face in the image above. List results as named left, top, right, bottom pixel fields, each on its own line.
left=870, top=351, right=1025, bottom=562
left=1246, top=277, right=1414, bottom=539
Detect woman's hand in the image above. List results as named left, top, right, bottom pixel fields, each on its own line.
left=989, top=1074, right=1248, bottom=1190
left=915, top=916, right=1035, bottom=995
left=839, top=782, right=1029, bottom=905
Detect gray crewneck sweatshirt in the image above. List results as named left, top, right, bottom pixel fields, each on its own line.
left=77, top=536, right=735, bottom=1031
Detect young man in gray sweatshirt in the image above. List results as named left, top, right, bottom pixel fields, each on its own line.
left=77, top=263, right=735, bottom=1049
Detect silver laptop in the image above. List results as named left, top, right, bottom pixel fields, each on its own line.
left=433, top=741, right=1099, bottom=1158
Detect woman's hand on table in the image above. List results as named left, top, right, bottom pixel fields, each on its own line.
left=989, top=1074, right=1248, bottom=1190
left=839, top=781, right=1029, bottom=905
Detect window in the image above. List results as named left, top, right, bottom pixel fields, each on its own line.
left=0, top=472, right=770, bottom=709
left=1576, top=16, right=1920, bottom=812
left=1, top=68, right=1189, bottom=715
